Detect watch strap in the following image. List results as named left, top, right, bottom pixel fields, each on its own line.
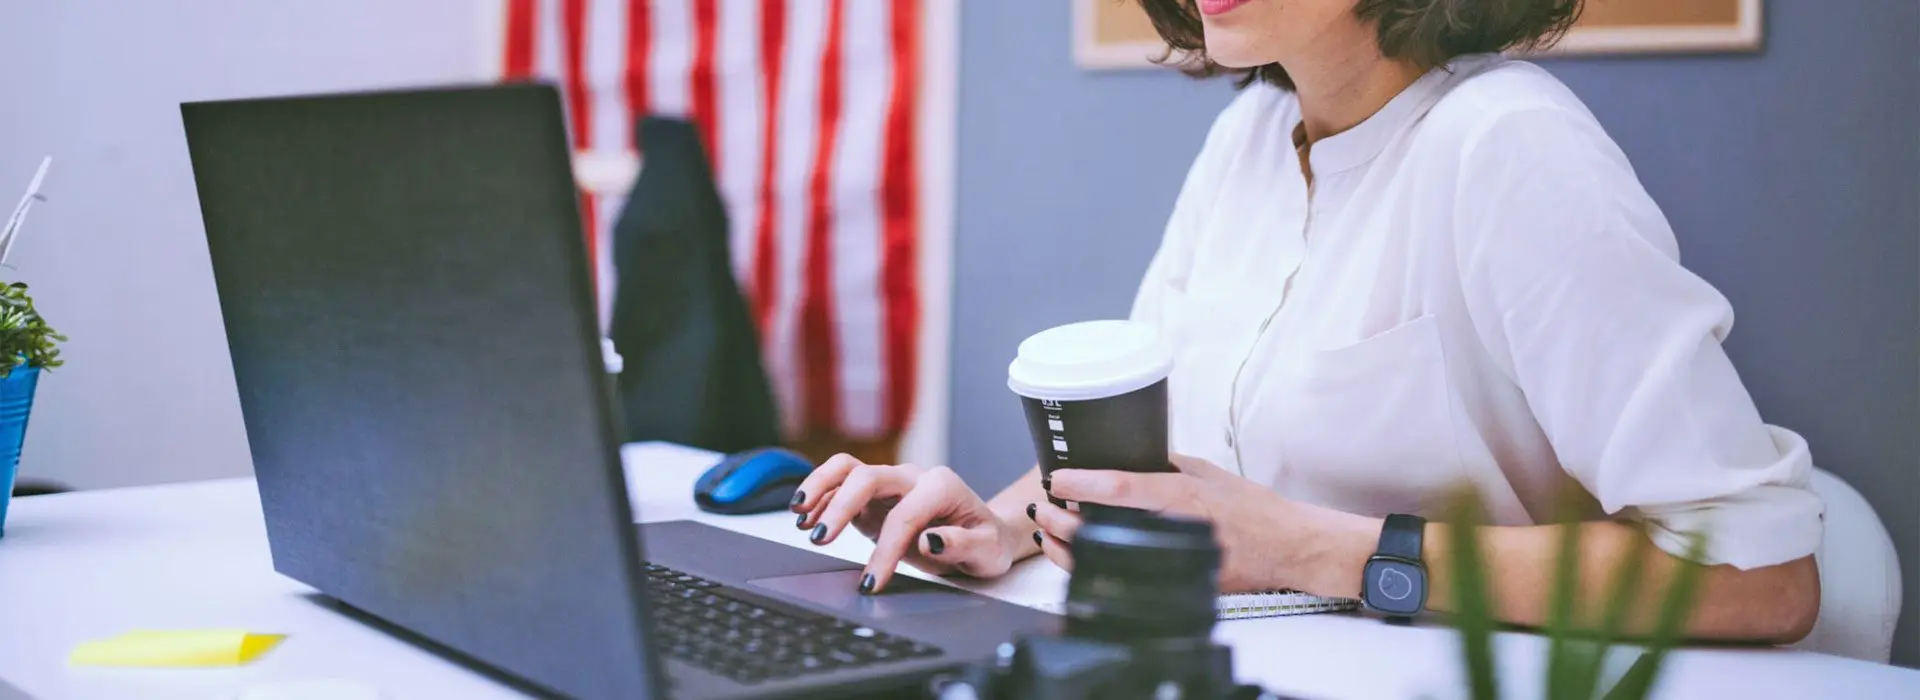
left=1377, top=514, right=1426, bottom=562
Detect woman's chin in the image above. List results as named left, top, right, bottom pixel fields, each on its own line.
left=1201, top=39, right=1277, bottom=70
left=1207, top=56, right=1267, bottom=70
left=1204, top=54, right=1272, bottom=71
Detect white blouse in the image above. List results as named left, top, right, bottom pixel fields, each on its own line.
left=1131, top=55, right=1821, bottom=570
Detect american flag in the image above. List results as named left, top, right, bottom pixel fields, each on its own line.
left=496, top=0, right=930, bottom=447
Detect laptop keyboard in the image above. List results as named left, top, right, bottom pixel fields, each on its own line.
left=642, top=563, right=944, bottom=685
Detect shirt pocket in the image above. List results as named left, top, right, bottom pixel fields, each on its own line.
left=1266, top=314, right=1466, bottom=516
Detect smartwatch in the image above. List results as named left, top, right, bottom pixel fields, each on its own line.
left=1361, top=514, right=1428, bottom=620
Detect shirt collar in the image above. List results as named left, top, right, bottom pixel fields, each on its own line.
left=1297, top=54, right=1501, bottom=177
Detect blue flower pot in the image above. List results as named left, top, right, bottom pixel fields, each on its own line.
left=0, top=365, right=41, bottom=539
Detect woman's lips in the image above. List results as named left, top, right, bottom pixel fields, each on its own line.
left=1199, top=0, right=1253, bottom=17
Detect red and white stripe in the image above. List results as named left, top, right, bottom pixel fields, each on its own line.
left=496, top=0, right=925, bottom=443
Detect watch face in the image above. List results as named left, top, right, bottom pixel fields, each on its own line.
left=1364, top=559, right=1425, bottom=616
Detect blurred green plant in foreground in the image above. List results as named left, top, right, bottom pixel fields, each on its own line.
left=1445, top=485, right=1708, bottom=700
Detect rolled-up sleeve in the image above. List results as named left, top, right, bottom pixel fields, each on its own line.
left=1454, top=108, right=1823, bottom=570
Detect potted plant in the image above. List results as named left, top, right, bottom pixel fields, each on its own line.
left=1443, top=485, right=1707, bottom=700
left=0, top=157, right=61, bottom=538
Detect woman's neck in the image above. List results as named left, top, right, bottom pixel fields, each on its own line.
left=1283, top=39, right=1427, bottom=145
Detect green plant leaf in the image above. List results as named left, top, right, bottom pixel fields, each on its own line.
left=1543, top=484, right=1587, bottom=700
left=1599, top=531, right=1708, bottom=700
left=1446, top=486, right=1500, bottom=700
left=0, top=281, right=65, bottom=377
left=1568, top=522, right=1656, bottom=695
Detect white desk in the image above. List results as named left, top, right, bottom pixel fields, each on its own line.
left=2, top=443, right=1914, bottom=700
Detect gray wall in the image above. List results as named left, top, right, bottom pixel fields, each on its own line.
left=0, top=0, right=485, bottom=489
left=950, top=1, right=1920, bottom=666
left=949, top=2, right=1234, bottom=483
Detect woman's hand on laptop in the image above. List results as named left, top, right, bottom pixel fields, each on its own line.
left=791, top=454, right=1028, bottom=594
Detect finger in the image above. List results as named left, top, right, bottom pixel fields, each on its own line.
left=792, top=453, right=863, bottom=513
left=795, top=487, right=838, bottom=530
left=850, top=506, right=895, bottom=541
left=863, top=469, right=958, bottom=592
left=809, top=463, right=925, bottom=526
left=1168, top=453, right=1230, bottom=480
left=1047, top=469, right=1191, bottom=511
left=1037, top=528, right=1074, bottom=572
left=1033, top=501, right=1083, bottom=544
left=916, top=524, right=1000, bottom=577
left=811, top=465, right=914, bottom=546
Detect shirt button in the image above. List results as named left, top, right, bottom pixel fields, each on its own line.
left=1224, top=428, right=1235, bottom=449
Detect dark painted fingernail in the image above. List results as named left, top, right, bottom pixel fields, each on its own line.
left=810, top=524, right=828, bottom=544
left=1041, top=474, right=1052, bottom=492
left=789, top=490, right=806, bottom=508
left=1033, top=531, right=1044, bottom=547
left=926, top=532, right=946, bottom=555
left=796, top=513, right=809, bottom=529
left=859, top=573, right=876, bottom=594
left=1026, top=503, right=1037, bottom=521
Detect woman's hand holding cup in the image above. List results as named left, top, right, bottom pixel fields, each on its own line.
left=790, top=454, right=1029, bottom=594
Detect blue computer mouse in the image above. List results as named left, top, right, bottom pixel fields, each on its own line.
left=694, top=448, right=816, bottom=515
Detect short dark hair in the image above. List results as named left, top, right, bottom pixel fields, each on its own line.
left=1137, top=0, right=1584, bottom=90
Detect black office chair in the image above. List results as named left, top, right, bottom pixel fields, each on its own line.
left=607, top=116, right=781, bottom=455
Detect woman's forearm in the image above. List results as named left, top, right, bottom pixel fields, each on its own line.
left=1426, top=520, right=1820, bottom=642
left=1289, top=506, right=1821, bottom=643
left=987, top=466, right=1047, bottom=561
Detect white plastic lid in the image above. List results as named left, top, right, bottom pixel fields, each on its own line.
left=1007, top=320, right=1173, bottom=402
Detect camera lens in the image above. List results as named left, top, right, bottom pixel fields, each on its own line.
left=1062, top=507, right=1221, bottom=643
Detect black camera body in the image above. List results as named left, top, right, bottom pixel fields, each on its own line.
left=933, top=632, right=1265, bottom=700
left=929, top=508, right=1299, bottom=700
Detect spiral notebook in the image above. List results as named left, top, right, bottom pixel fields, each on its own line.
left=1033, top=590, right=1359, bottom=621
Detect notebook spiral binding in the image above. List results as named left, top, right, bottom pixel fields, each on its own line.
left=1031, top=590, right=1360, bottom=621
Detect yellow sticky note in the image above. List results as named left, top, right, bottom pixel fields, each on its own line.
left=69, top=629, right=286, bottom=668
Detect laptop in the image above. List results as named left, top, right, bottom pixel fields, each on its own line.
left=182, top=84, right=1055, bottom=700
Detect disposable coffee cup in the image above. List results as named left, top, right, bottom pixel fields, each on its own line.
left=1008, top=320, right=1174, bottom=511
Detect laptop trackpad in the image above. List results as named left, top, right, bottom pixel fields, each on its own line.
left=748, top=570, right=988, bottom=618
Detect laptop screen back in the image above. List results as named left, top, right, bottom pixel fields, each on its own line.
left=183, top=84, right=660, bottom=699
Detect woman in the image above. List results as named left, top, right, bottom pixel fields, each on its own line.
left=792, top=0, right=1822, bottom=640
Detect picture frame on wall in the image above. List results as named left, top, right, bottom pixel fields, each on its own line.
left=1073, top=0, right=1765, bottom=70
left=1552, top=0, right=1763, bottom=54
left=1072, top=0, right=1175, bottom=70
